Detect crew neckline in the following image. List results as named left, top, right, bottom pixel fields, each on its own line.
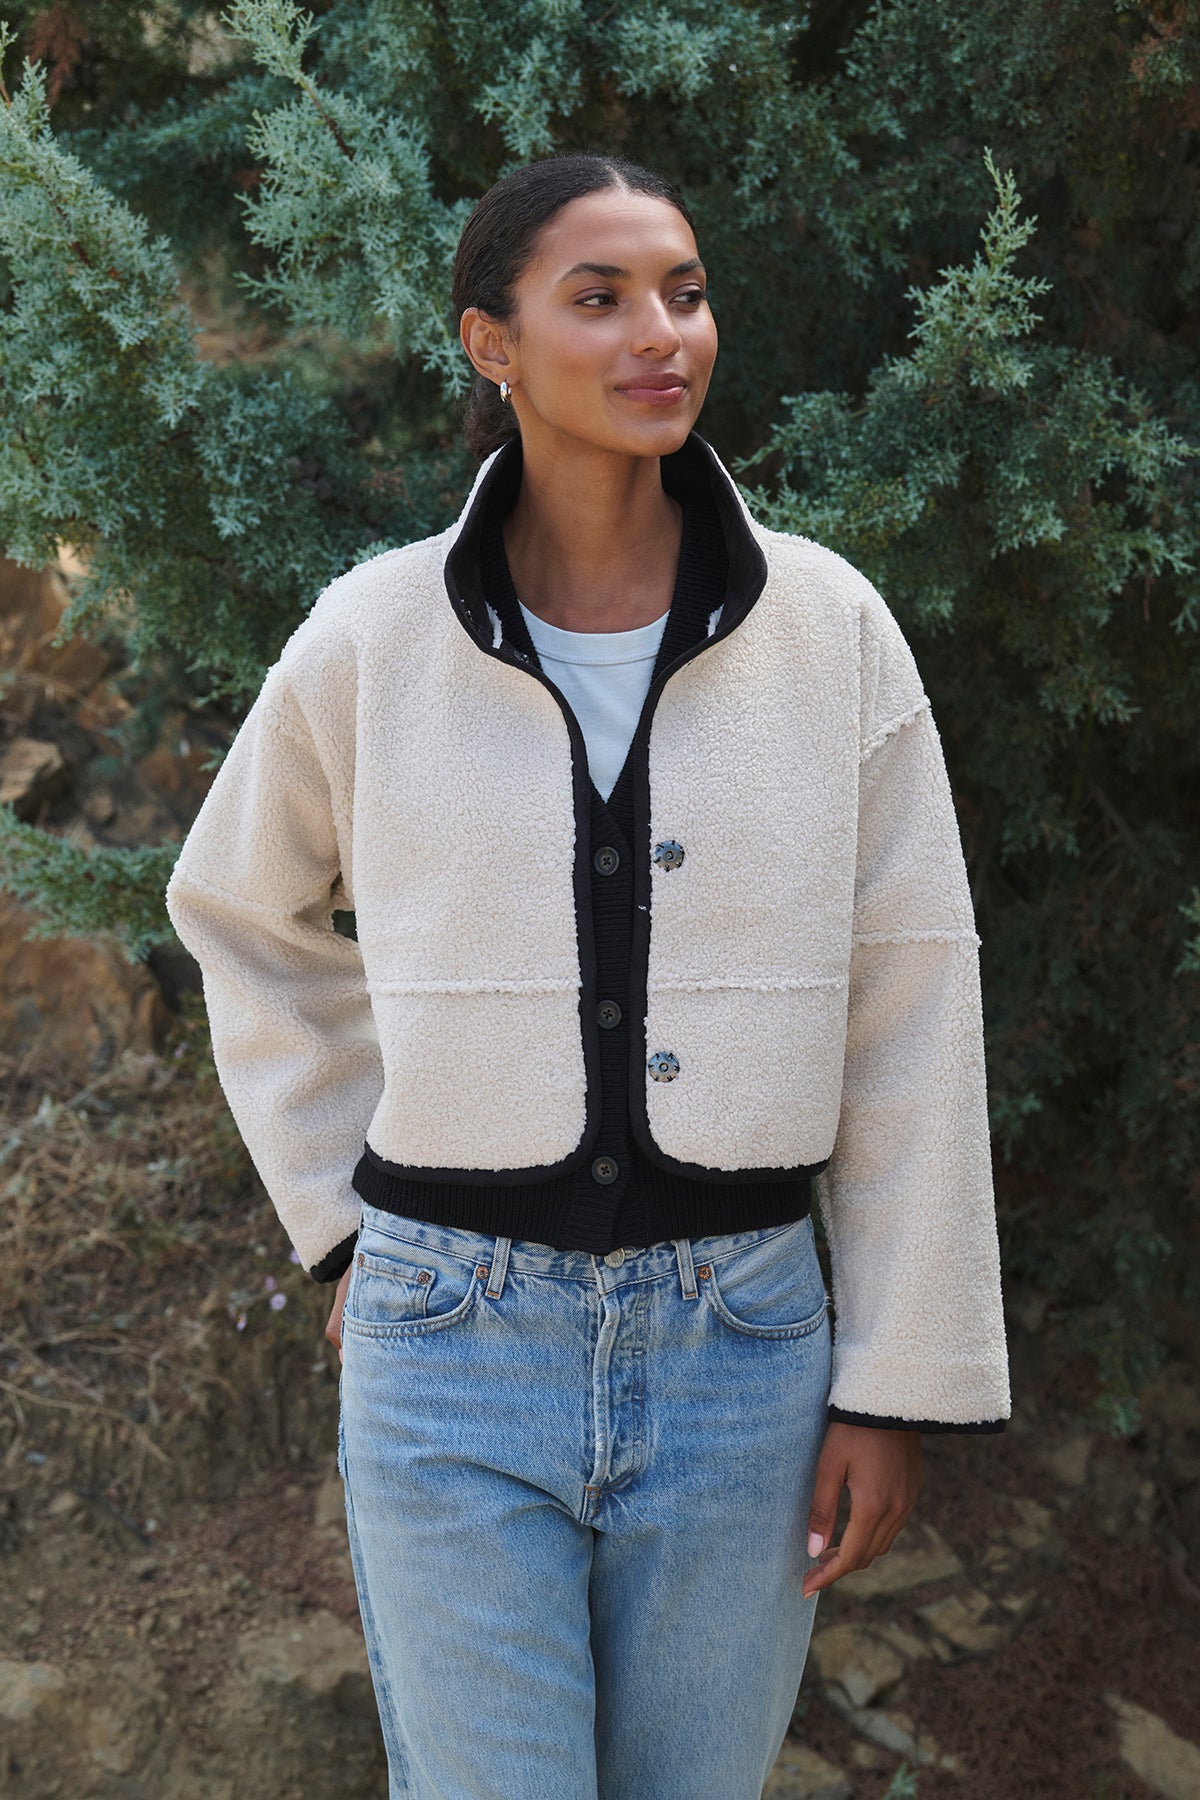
left=517, top=601, right=670, bottom=666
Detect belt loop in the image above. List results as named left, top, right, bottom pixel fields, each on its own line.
left=674, top=1237, right=698, bottom=1301
left=486, top=1235, right=511, bottom=1300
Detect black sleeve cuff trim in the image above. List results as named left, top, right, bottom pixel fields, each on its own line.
left=309, top=1230, right=358, bottom=1285
left=828, top=1406, right=1007, bottom=1435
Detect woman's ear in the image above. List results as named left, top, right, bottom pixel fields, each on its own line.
left=460, top=307, right=515, bottom=388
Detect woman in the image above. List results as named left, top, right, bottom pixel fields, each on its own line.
left=166, top=153, right=1009, bottom=1799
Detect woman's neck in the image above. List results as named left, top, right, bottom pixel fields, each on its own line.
left=501, top=439, right=683, bottom=633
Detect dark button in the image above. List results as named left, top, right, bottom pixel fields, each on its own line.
left=653, top=840, right=685, bottom=872
left=591, top=1156, right=619, bottom=1185
left=597, top=1000, right=622, bottom=1030
left=647, top=1050, right=680, bottom=1082
left=594, top=845, right=620, bottom=876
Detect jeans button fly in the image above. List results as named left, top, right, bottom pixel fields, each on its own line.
left=604, top=1249, right=626, bottom=1267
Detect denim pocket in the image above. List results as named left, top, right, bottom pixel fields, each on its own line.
left=701, top=1217, right=829, bottom=1341
left=341, top=1234, right=483, bottom=1340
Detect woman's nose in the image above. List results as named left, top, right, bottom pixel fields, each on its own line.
left=630, top=296, right=683, bottom=356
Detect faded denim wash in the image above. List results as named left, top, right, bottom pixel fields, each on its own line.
left=338, top=1201, right=832, bottom=1799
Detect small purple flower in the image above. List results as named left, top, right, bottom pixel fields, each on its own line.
left=263, top=1274, right=277, bottom=1292
left=236, top=1312, right=248, bottom=1331
left=269, top=1292, right=287, bottom=1312
left=288, top=1249, right=301, bottom=1265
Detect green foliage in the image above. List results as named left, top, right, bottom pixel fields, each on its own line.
left=743, top=153, right=1200, bottom=1425
left=1, top=0, right=1198, bottom=1421
left=0, top=804, right=181, bottom=957
left=883, top=1767, right=919, bottom=1800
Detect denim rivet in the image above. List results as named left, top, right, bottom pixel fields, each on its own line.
left=697, top=1265, right=711, bottom=1279
left=417, top=1270, right=431, bottom=1284
left=476, top=1264, right=489, bottom=1278
left=356, top=1252, right=364, bottom=1267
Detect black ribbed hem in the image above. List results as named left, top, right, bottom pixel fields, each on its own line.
left=353, top=1146, right=814, bottom=1256
left=828, top=1406, right=1008, bottom=1435
left=309, top=1230, right=358, bottom=1285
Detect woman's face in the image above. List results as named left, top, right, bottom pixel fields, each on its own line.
left=472, top=188, right=718, bottom=459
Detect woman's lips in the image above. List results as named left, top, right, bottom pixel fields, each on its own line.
left=614, top=379, right=689, bottom=405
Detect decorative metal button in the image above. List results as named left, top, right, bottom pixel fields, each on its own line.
left=591, top=1155, right=619, bottom=1185
left=604, top=1248, right=626, bottom=1267
left=647, top=1051, right=680, bottom=1082
left=597, top=1000, right=622, bottom=1029
left=594, top=845, right=620, bottom=876
left=652, top=840, right=685, bottom=871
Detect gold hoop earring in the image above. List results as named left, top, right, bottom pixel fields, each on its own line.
left=499, top=379, right=512, bottom=405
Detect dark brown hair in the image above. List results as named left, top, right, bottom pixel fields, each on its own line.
left=452, top=153, right=696, bottom=460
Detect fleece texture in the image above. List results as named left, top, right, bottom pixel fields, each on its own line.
left=165, top=437, right=1010, bottom=1429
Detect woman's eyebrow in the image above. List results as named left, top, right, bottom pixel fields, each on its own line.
left=556, top=257, right=704, bottom=282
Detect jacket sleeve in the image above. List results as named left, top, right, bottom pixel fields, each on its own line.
left=165, top=657, right=381, bottom=1284
left=814, top=596, right=1011, bottom=1432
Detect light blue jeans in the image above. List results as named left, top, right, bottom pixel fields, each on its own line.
left=338, top=1201, right=832, bottom=1800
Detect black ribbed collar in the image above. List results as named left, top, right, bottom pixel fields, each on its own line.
left=443, top=431, right=766, bottom=670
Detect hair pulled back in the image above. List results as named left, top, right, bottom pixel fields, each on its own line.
left=452, top=153, right=695, bottom=461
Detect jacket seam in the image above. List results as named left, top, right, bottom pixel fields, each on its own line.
left=646, top=973, right=847, bottom=993
left=861, top=694, right=931, bottom=763
left=850, top=927, right=980, bottom=947
left=367, top=976, right=579, bottom=996
left=169, top=866, right=341, bottom=930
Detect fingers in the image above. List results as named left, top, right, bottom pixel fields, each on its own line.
left=325, top=1262, right=353, bottom=1365
left=806, top=1435, right=849, bottom=1565
left=801, top=1425, right=923, bottom=1599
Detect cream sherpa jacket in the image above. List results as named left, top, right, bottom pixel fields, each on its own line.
left=165, top=434, right=1011, bottom=1429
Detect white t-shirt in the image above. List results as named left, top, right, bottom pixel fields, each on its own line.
left=518, top=602, right=669, bottom=802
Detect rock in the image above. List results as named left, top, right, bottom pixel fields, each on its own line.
left=848, top=1741, right=890, bottom=1770
left=0, top=1655, right=169, bottom=1798
left=819, top=1685, right=954, bottom=1770
left=45, top=1489, right=81, bottom=1519
left=917, top=1586, right=1012, bottom=1656
left=809, top=1623, right=907, bottom=1706
left=0, top=737, right=67, bottom=816
left=1106, top=1695, right=1200, bottom=1800
left=833, top=1521, right=963, bottom=1598
left=210, top=1611, right=386, bottom=1797
left=763, top=1743, right=853, bottom=1799
left=1004, top=1495, right=1055, bottom=1551
left=0, top=892, right=170, bottom=1079
left=879, top=1621, right=932, bottom=1662
left=0, top=1661, right=66, bottom=1723
left=0, top=558, right=113, bottom=699
left=234, top=1610, right=373, bottom=1711
left=1040, top=1432, right=1092, bottom=1488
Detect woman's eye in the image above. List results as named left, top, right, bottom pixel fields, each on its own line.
left=578, top=293, right=616, bottom=308
left=676, top=288, right=707, bottom=306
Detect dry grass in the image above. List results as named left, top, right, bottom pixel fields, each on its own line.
left=0, top=999, right=340, bottom=1525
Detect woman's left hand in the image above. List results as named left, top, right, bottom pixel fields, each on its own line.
left=801, top=1422, right=923, bottom=1598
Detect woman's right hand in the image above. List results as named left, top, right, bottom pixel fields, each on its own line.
left=325, top=1262, right=353, bottom=1364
